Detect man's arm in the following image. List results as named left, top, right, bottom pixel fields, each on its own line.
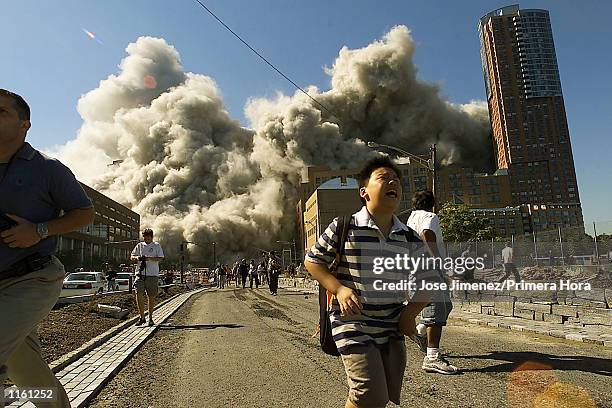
left=48, top=208, right=95, bottom=236
left=1, top=208, right=94, bottom=249
left=420, top=229, right=442, bottom=258
left=130, top=244, right=141, bottom=262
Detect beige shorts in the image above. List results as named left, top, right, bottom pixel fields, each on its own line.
left=340, top=338, right=406, bottom=407
left=134, top=276, right=159, bottom=297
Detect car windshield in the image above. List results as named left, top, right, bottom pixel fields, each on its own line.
left=117, top=273, right=132, bottom=279
left=67, top=273, right=97, bottom=282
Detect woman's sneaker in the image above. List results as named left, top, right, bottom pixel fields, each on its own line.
left=136, top=316, right=146, bottom=326
left=422, top=355, right=459, bottom=375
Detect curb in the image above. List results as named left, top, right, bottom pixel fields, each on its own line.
left=49, top=288, right=204, bottom=374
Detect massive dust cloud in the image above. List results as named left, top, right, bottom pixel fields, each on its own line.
left=50, top=26, right=491, bottom=258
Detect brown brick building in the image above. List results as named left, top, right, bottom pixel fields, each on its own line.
left=478, top=5, right=582, bottom=221
left=57, top=183, right=140, bottom=270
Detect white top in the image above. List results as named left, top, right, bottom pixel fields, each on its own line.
left=131, top=241, right=165, bottom=276
left=502, top=246, right=514, bottom=264
left=407, top=210, right=447, bottom=258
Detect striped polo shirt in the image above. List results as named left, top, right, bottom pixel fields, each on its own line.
left=306, top=206, right=428, bottom=354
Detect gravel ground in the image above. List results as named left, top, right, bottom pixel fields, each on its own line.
left=38, top=286, right=190, bottom=363
left=88, top=284, right=611, bottom=408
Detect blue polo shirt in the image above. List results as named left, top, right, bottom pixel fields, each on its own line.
left=0, top=142, right=93, bottom=272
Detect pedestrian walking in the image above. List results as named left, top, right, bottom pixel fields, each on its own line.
left=262, top=251, right=270, bottom=285
left=231, top=261, right=239, bottom=286
left=222, top=264, right=229, bottom=287
left=257, top=261, right=266, bottom=286
left=500, top=242, right=521, bottom=282
left=305, top=157, right=435, bottom=408
left=216, top=263, right=226, bottom=289
left=268, top=251, right=281, bottom=295
left=0, top=89, right=96, bottom=408
left=130, top=228, right=165, bottom=326
left=239, top=259, right=249, bottom=288
left=249, top=259, right=259, bottom=288
left=407, top=190, right=458, bottom=375
left=106, top=264, right=118, bottom=291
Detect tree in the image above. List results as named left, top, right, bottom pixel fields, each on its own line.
left=438, top=203, right=497, bottom=242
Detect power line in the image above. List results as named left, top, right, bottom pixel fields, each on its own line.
left=192, top=0, right=336, bottom=117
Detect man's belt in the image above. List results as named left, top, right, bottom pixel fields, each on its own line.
left=0, top=254, right=53, bottom=280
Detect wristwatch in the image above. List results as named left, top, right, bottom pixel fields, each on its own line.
left=36, top=222, right=49, bottom=239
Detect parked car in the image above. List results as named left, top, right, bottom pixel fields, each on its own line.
left=60, top=272, right=107, bottom=297
left=116, top=272, right=135, bottom=291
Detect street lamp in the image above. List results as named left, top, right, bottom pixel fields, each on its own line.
left=367, top=141, right=437, bottom=211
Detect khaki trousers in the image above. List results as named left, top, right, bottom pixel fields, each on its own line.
left=0, top=256, right=70, bottom=408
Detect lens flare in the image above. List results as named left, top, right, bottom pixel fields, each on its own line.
left=507, top=361, right=556, bottom=407
left=81, top=28, right=104, bottom=45
left=533, top=382, right=596, bottom=408
left=143, top=74, right=157, bottom=89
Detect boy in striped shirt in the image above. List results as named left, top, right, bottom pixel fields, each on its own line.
left=305, top=156, right=433, bottom=408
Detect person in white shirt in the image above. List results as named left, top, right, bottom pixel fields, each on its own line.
left=500, top=242, right=521, bottom=282
left=130, top=228, right=165, bottom=326
left=407, top=190, right=458, bottom=375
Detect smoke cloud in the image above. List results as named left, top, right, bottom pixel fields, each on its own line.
left=48, top=26, right=491, bottom=258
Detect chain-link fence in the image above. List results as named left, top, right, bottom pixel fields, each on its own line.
left=445, top=221, right=612, bottom=269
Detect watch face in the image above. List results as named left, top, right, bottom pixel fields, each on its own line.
left=38, top=223, right=49, bottom=238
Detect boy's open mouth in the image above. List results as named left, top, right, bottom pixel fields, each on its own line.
left=385, top=190, right=398, bottom=198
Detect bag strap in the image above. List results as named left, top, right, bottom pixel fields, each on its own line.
left=329, top=215, right=351, bottom=275
left=324, top=216, right=351, bottom=312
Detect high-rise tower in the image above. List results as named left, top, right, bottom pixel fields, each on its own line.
left=479, top=5, right=583, bottom=230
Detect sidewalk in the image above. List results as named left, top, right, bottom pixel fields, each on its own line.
left=7, top=288, right=206, bottom=408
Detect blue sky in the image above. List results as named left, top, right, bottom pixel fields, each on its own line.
left=2, top=0, right=611, bottom=230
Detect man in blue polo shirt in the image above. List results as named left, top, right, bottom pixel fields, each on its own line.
left=0, top=89, right=95, bottom=408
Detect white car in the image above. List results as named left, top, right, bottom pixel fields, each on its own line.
left=60, top=272, right=107, bottom=297
left=116, top=272, right=135, bottom=291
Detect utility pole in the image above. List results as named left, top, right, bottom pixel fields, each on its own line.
left=558, top=226, right=565, bottom=266
left=212, top=242, right=216, bottom=268
left=593, top=222, right=600, bottom=265
left=430, top=143, right=437, bottom=211
left=179, top=242, right=185, bottom=284
left=533, top=231, right=538, bottom=267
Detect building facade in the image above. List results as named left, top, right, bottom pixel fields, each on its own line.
left=57, top=183, right=140, bottom=271
left=303, top=177, right=362, bottom=252
left=478, top=5, right=582, bottom=223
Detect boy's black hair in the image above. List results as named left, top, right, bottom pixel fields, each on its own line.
left=0, top=89, right=30, bottom=120
left=412, top=190, right=435, bottom=211
left=357, top=156, right=402, bottom=205
left=142, top=228, right=154, bottom=236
